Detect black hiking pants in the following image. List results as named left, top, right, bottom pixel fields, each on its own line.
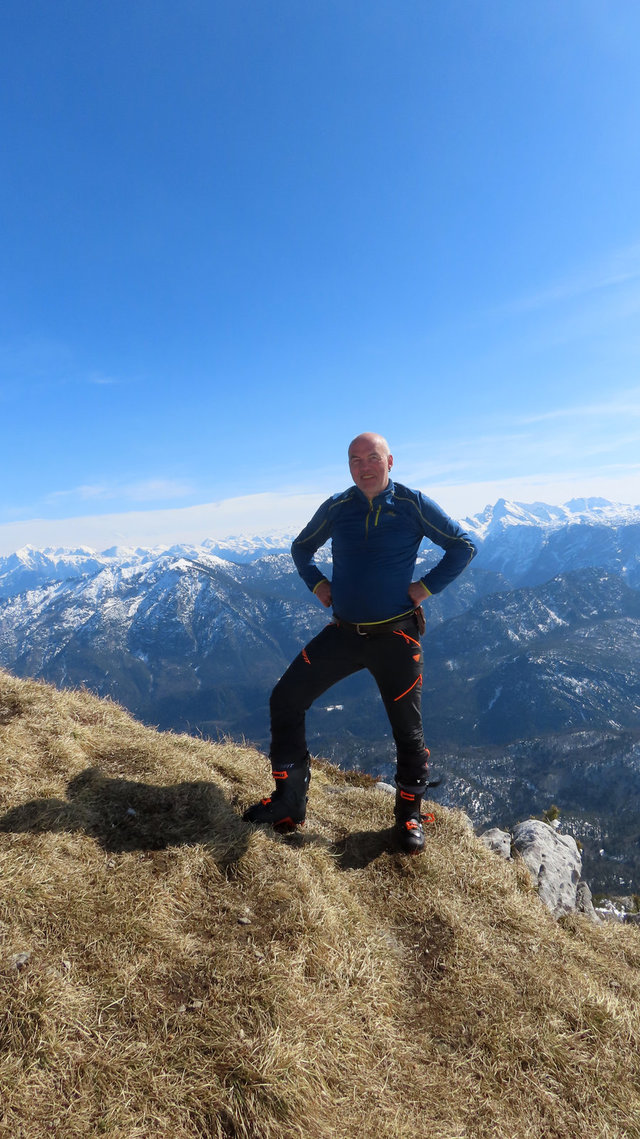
left=269, top=615, right=430, bottom=791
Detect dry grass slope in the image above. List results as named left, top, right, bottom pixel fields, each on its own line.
left=1, top=668, right=640, bottom=1139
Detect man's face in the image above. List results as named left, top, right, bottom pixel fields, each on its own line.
left=348, top=435, right=393, bottom=498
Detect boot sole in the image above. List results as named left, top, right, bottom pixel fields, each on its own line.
left=242, top=811, right=306, bottom=830
left=274, top=819, right=305, bottom=834
left=395, top=840, right=425, bottom=855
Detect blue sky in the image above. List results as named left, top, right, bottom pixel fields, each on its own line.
left=1, top=0, right=640, bottom=553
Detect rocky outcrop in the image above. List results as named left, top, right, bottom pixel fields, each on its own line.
left=512, top=819, right=582, bottom=918
left=478, top=827, right=512, bottom=860
left=479, top=819, right=599, bottom=922
left=575, top=879, right=599, bottom=922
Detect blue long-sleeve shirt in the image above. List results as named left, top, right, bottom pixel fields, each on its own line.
left=291, top=479, right=477, bottom=624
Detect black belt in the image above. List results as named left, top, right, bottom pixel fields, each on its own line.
left=333, top=608, right=423, bottom=637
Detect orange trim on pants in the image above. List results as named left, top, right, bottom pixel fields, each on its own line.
left=393, top=674, right=423, bottom=702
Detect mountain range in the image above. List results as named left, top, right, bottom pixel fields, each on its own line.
left=1, top=496, right=639, bottom=891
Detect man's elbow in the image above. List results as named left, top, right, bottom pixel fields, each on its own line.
left=457, top=533, right=477, bottom=564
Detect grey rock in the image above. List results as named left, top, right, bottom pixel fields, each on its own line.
left=575, top=880, right=600, bottom=922
left=512, top=819, right=582, bottom=919
left=478, top=827, right=512, bottom=860
left=375, top=782, right=395, bottom=796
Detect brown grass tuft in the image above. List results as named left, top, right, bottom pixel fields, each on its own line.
left=1, top=668, right=640, bottom=1138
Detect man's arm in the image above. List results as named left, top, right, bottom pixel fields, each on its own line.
left=408, top=491, right=477, bottom=597
left=290, top=497, right=334, bottom=600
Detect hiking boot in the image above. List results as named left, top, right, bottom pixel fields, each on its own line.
left=243, top=757, right=311, bottom=830
left=393, top=787, right=425, bottom=854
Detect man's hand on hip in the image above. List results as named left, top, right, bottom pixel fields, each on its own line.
left=314, top=580, right=333, bottom=608
left=408, top=580, right=431, bottom=607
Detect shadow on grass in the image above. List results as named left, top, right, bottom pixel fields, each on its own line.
left=278, top=824, right=400, bottom=869
left=331, top=826, right=398, bottom=869
left=0, top=766, right=249, bottom=867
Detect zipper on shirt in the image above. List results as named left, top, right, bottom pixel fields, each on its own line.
left=364, top=502, right=382, bottom=537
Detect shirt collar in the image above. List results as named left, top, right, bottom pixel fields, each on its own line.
left=353, top=478, right=395, bottom=505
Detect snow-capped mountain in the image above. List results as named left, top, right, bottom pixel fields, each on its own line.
left=1, top=498, right=640, bottom=890
left=201, top=533, right=295, bottom=561
left=464, top=497, right=640, bottom=588
left=0, top=544, right=160, bottom=601
left=0, top=535, right=296, bottom=601
left=3, top=496, right=639, bottom=601
left=464, top=496, right=640, bottom=538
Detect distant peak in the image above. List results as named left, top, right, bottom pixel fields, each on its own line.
left=565, top=497, right=616, bottom=512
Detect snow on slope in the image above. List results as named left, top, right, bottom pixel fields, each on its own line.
left=2, top=499, right=640, bottom=602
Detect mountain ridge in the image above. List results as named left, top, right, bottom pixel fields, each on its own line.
left=2, top=498, right=640, bottom=890
left=5, top=495, right=640, bottom=581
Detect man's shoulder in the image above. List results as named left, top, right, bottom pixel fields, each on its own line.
left=389, top=482, right=423, bottom=505
left=390, top=484, right=451, bottom=526
left=295, top=487, right=358, bottom=533
left=327, top=486, right=358, bottom=510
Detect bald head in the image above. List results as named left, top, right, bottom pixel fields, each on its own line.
left=348, top=432, right=393, bottom=498
left=348, top=432, right=390, bottom=459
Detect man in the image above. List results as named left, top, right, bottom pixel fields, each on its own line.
left=243, top=432, right=477, bottom=853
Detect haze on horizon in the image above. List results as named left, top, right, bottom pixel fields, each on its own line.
left=2, top=1, right=640, bottom=556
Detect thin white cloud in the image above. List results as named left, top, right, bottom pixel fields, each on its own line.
left=0, top=338, right=127, bottom=391
left=2, top=475, right=640, bottom=558
left=398, top=387, right=640, bottom=505
left=0, top=492, right=324, bottom=556
left=124, top=478, right=195, bottom=502
left=517, top=394, right=640, bottom=425
left=44, top=477, right=195, bottom=506
left=87, top=372, right=119, bottom=386
left=503, top=241, right=640, bottom=315
left=437, top=471, right=640, bottom=520
left=4, top=374, right=640, bottom=556
left=45, top=484, right=111, bottom=504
